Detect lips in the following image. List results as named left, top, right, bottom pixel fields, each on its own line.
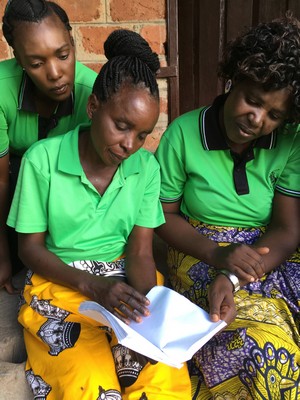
left=109, top=151, right=127, bottom=162
left=237, top=123, right=256, bottom=137
left=51, top=84, right=68, bottom=95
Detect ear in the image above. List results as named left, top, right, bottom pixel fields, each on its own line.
left=69, top=34, right=75, bottom=47
left=86, top=93, right=99, bottom=120
left=13, top=50, right=22, bottom=67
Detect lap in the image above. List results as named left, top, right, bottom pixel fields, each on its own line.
left=19, top=272, right=192, bottom=399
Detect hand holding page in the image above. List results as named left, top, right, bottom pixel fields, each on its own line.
left=79, top=286, right=226, bottom=368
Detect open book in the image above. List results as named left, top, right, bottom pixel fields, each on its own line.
left=79, top=286, right=226, bottom=368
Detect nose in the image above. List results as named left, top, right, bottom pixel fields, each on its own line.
left=120, top=133, right=135, bottom=153
left=46, top=60, right=62, bottom=81
left=248, top=109, right=265, bottom=128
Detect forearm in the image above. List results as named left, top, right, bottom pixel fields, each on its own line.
left=253, top=193, right=300, bottom=273
left=125, top=226, right=158, bottom=295
left=0, top=179, right=12, bottom=269
left=254, top=225, right=299, bottom=273
left=126, top=253, right=157, bottom=295
left=18, top=236, right=90, bottom=294
left=156, top=213, right=218, bottom=263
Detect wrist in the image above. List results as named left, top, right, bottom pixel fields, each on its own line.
left=218, top=269, right=240, bottom=293
left=203, top=242, right=220, bottom=265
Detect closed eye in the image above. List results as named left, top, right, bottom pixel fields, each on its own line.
left=30, top=62, right=43, bottom=69
left=246, top=97, right=259, bottom=106
left=115, top=123, right=128, bottom=131
left=59, top=53, right=69, bottom=60
left=138, top=132, right=149, bottom=141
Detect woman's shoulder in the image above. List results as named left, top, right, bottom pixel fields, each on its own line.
left=164, top=107, right=204, bottom=137
left=172, top=107, right=203, bottom=125
left=125, top=147, right=160, bottom=172
left=277, top=123, right=300, bottom=146
left=0, top=59, right=23, bottom=91
left=74, top=61, right=97, bottom=88
left=24, top=133, right=66, bottom=160
left=0, top=58, right=22, bottom=77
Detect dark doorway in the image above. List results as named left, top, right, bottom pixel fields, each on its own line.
left=176, top=0, right=300, bottom=117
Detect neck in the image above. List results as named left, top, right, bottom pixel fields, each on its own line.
left=34, top=91, right=59, bottom=118
left=79, top=130, right=118, bottom=195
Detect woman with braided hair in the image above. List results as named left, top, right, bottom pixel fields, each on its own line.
left=7, top=29, right=192, bottom=399
left=155, top=15, right=300, bottom=399
left=0, top=0, right=96, bottom=292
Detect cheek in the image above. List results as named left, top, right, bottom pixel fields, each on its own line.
left=263, top=120, right=282, bottom=135
left=28, top=72, right=47, bottom=88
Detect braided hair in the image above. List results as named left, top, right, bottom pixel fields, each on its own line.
left=219, top=14, right=300, bottom=123
left=3, top=0, right=72, bottom=47
left=93, top=29, right=160, bottom=102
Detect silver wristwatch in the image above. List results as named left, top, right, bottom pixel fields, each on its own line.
left=218, top=269, right=240, bottom=293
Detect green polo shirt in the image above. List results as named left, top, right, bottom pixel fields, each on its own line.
left=0, top=58, right=97, bottom=157
left=7, top=124, right=165, bottom=263
left=155, top=95, right=300, bottom=228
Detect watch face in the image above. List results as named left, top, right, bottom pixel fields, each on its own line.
left=219, top=270, right=240, bottom=292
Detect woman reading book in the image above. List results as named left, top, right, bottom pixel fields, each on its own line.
left=155, top=14, right=300, bottom=399
left=6, top=29, right=196, bottom=399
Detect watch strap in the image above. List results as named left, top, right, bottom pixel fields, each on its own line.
left=218, top=269, right=240, bottom=293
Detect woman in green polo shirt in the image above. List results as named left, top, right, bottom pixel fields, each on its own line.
left=0, top=0, right=96, bottom=292
left=155, top=15, right=300, bottom=399
left=7, top=29, right=194, bottom=399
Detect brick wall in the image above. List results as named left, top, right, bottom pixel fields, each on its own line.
left=0, top=0, right=167, bottom=152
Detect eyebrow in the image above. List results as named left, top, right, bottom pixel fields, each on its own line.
left=25, top=44, right=71, bottom=59
left=250, top=90, right=290, bottom=117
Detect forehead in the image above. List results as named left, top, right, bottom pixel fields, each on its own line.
left=238, top=80, right=292, bottom=111
left=109, top=85, right=158, bottom=109
left=12, top=14, right=71, bottom=54
left=103, top=86, right=159, bottom=125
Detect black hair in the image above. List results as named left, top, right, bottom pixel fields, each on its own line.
left=92, top=29, right=160, bottom=102
left=219, top=14, right=300, bottom=122
left=3, top=0, right=72, bottom=47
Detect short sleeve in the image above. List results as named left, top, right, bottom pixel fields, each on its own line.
left=7, top=146, right=50, bottom=232
left=0, top=106, right=9, bottom=157
left=135, top=156, right=165, bottom=228
left=275, top=130, right=300, bottom=197
left=155, top=122, right=187, bottom=203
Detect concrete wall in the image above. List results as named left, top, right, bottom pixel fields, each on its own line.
left=0, top=0, right=168, bottom=152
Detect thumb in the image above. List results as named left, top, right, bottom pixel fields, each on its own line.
left=255, top=246, right=270, bottom=255
left=4, top=281, right=21, bottom=295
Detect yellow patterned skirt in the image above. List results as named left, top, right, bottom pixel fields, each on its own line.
left=18, top=262, right=191, bottom=400
left=167, top=218, right=300, bottom=400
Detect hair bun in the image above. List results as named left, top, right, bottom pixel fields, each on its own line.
left=5, top=0, right=46, bottom=19
left=104, top=29, right=160, bottom=74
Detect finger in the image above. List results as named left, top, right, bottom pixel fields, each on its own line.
left=231, top=250, right=266, bottom=279
left=240, top=247, right=269, bottom=280
left=219, top=302, right=236, bottom=324
left=112, top=307, right=131, bottom=325
left=229, top=260, right=258, bottom=282
left=255, top=246, right=270, bottom=255
left=3, top=281, right=20, bottom=295
left=128, top=290, right=150, bottom=306
left=122, top=289, right=150, bottom=316
left=208, top=275, right=234, bottom=322
left=114, top=302, right=144, bottom=324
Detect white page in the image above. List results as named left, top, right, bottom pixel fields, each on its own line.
left=79, top=286, right=226, bottom=368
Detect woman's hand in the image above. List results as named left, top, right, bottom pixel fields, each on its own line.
left=81, top=275, right=151, bottom=325
left=0, top=259, right=19, bottom=294
left=209, top=244, right=269, bottom=283
left=19, top=232, right=152, bottom=325
left=208, top=274, right=236, bottom=324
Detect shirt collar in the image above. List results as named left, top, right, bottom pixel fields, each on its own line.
left=199, top=94, right=277, bottom=151
left=18, top=71, right=74, bottom=117
left=58, top=123, right=142, bottom=178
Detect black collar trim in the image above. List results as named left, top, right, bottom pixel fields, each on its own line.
left=199, top=94, right=277, bottom=151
